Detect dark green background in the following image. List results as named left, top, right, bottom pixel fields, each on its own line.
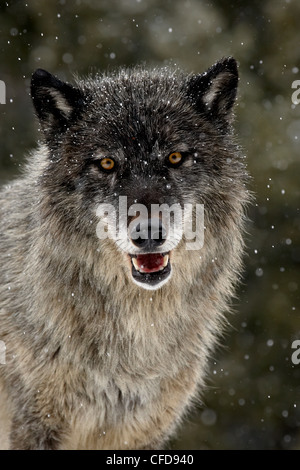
left=0, top=0, right=299, bottom=449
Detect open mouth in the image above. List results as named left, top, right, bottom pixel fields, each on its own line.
left=129, top=252, right=171, bottom=288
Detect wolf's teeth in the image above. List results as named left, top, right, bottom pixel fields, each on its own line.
left=163, top=254, right=169, bottom=268
left=132, top=257, right=139, bottom=271
left=131, top=254, right=169, bottom=273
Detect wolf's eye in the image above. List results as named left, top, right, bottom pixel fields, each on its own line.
left=100, top=157, right=115, bottom=171
left=168, top=152, right=183, bottom=166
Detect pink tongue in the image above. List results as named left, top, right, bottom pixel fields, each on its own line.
left=136, top=254, right=165, bottom=273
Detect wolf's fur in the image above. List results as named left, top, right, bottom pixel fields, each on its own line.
left=0, top=58, right=249, bottom=449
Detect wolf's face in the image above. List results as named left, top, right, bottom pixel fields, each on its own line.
left=31, top=59, right=242, bottom=290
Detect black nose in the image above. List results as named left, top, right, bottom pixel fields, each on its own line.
left=130, top=218, right=167, bottom=249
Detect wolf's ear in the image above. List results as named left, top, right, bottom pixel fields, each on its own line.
left=187, top=57, right=239, bottom=128
left=31, top=69, right=85, bottom=134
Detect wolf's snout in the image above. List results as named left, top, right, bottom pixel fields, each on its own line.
left=129, top=217, right=171, bottom=289
left=130, top=218, right=167, bottom=250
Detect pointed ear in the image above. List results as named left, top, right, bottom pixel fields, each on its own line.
left=30, top=69, right=85, bottom=135
left=187, top=57, right=239, bottom=128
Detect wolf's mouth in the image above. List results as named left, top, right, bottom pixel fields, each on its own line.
left=129, top=252, right=171, bottom=288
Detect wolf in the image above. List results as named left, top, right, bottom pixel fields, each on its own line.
left=0, top=57, right=249, bottom=449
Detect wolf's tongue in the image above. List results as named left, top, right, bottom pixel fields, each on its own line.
left=136, top=253, right=164, bottom=273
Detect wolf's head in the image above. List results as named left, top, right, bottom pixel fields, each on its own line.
left=30, top=58, right=248, bottom=291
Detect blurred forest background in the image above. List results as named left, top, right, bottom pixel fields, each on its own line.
left=0, top=0, right=299, bottom=450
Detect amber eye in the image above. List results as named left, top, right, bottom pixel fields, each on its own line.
left=168, top=152, right=183, bottom=166
left=100, top=157, right=115, bottom=171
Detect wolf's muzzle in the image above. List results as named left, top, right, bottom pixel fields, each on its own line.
left=130, top=217, right=167, bottom=251
left=128, top=216, right=172, bottom=289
